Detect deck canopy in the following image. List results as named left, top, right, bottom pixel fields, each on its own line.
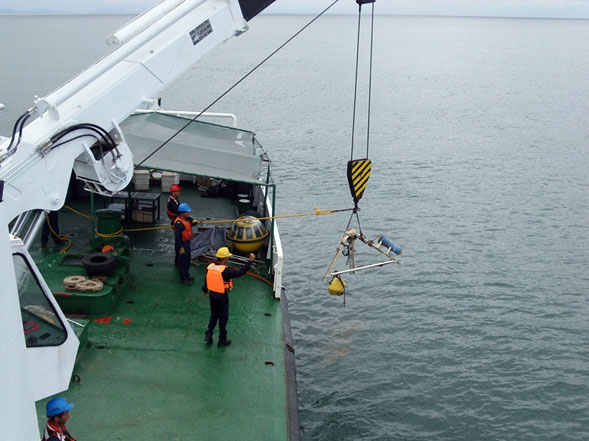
left=120, top=112, right=264, bottom=184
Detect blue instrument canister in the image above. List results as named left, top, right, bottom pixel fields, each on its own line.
left=377, top=235, right=402, bottom=255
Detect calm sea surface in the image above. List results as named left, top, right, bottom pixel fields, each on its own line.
left=1, top=13, right=588, bottom=441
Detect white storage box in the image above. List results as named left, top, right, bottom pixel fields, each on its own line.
left=133, top=169, right=149, bottom=191
left=161, top=172, right=179, bottom=192
left=132, top=208, right=155, bottom=223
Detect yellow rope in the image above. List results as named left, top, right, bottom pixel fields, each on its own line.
left=97, top=225, right=173, bottom=237
left=63, top=205, right=92, bottom=219
left=62, top=204, right=353, bottom=240
left=45, top=215, right=72, bottom=253
left=124, top=225, right=171, bottom=232
left=196, top=207, right=353, bottom=225
left=65, top=206, right=171, bottom=235
left=95, top=228, right=124, bottom=238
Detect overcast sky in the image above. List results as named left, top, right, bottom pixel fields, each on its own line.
left=1, top=0, right=588, bottom=19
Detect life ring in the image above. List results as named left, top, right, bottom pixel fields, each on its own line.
left=63, top=275, right=88, bottom=291
left=76, top=279, right=104, bottom=292
left=82, top=252, right=116, bottom=277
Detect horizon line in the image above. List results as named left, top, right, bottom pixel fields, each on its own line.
left=1, top=11, right=588, bottom=20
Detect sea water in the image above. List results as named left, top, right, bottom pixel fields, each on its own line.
left=1, top=13, right=588, bottom=441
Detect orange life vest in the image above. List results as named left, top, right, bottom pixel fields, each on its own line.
left=206, top=263, right=233, bottom=294
left=174, top=217, right=193, bottom=242
left=167, top=196, right=180, bottom=221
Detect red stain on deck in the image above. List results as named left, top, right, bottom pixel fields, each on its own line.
left=93, top=316, right=112, bottom=324
left=53, top=292, right=72, bottom=297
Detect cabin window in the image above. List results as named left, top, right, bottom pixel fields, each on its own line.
left=13, top=253, right=67, bottom=348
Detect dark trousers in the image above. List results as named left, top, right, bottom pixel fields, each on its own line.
left=177, top=242, right=191, bottom=281
left=207, top=291, right=229, bottom=341
left=41, top=211, right=60, bottom=244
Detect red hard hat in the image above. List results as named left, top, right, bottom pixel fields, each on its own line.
left=170, top=184, right=182, bottom=192
left=101, top=245, right=115, bottom=253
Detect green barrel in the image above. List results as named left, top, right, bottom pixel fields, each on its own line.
left=95, top=209, right=123, bottom=235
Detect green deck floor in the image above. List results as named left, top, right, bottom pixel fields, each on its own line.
left=33, top=184, right=291, bottom=440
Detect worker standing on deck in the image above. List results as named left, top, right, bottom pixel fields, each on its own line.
left=174, top=203, right=196, bottom=285
left=42, top=397, right=77, bottom=441
left=203, top=247, right=255, bottom=347
left=167, top=184, right=182, bottom=266
left=166, top=184, right=182, bottom=225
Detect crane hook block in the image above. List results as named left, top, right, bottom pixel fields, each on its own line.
left=356, top=0, right=376, bottom=4
left=347, top=159, right=372, bottom=204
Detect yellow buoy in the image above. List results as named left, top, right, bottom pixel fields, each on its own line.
left=328, top=277, right=346, bottom=296
left=227, top=215, right=269, bottom=253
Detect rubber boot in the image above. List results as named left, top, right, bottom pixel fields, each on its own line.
left=204, top=331, right=213, bottom=345
left=217, top=339, right=232, bottom=347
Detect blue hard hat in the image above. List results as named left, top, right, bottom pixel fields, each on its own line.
left=46, top=397, right=74, bottom=417
left=178, top=203, right=192, bottom=213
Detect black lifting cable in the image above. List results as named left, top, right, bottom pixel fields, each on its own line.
left=137, top=0, right=343, bottom=168
left=350, top=0, right=376, bottom=161
left=366, top=1, right=375, bottom=159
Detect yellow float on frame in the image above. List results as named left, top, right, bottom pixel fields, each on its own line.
left=328, top=276, right=346, bottom=296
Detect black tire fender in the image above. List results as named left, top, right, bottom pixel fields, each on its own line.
left=82, top=252, right=116, bottom=277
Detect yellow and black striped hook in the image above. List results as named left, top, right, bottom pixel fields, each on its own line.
left=347, top=158, right=372, bottom=209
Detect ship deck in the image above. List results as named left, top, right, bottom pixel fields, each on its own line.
left=31, top=183, right=292, bottom=440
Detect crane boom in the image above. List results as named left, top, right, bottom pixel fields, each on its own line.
left=0, top=0, right=272, bottom=221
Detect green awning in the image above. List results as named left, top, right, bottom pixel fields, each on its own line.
left=120, top=112, right=264, bottom=184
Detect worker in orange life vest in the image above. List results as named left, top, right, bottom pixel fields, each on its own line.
left=166, top=183, right=182, bottom=225
left=174, top=203, right=195, bottom=285
left=42, top=397, right=77, bottom=441
left=202, top=247, right=255, bottom=347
